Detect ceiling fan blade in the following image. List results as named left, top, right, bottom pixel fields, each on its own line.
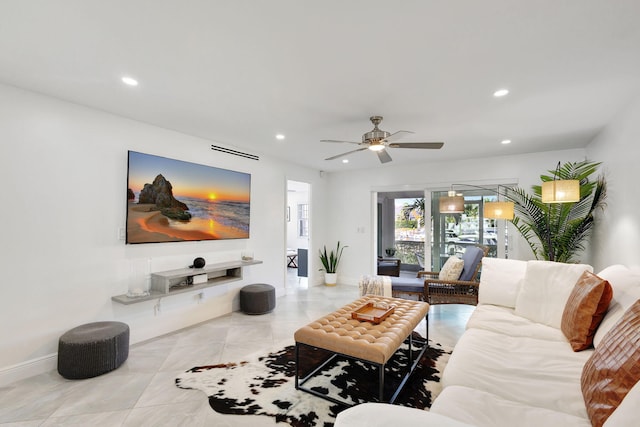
left=376, top=149, right=393, bottom=163
left=382, top=130, right=414, bottom=144
left=320, top=139, right=361, bottom=145
left=325, top=147, right=368, bottom=161
left=388, top=142, right=444, bottom=149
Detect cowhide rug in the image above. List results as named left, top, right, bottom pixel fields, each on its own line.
left=175, top=335, right=451, bottom=426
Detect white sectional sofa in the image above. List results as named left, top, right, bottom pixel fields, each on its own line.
left=335, top=259, right=640, bottom=427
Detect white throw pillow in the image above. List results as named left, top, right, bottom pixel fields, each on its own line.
left=593, top=264, right=640, bottom=347
left=439, top=256, right=465, bottom=281
left=514, top=260, right=592, bottom=329
left=478, top=257, right=527, bottom=308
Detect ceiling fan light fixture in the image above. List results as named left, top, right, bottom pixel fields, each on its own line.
left=321, top=116, right=444, bottom=163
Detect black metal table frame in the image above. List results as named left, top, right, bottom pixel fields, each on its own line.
left=294, top=314, right=429, bottom=407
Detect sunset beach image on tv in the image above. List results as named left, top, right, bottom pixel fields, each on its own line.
left=126, top=151, right=251, bottom=243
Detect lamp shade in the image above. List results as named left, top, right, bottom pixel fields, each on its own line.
left=541, top=180, right=580, bottom=203
left=484, top=201, right=514, bottom=220
left=439, top=195, right=464, bottom=213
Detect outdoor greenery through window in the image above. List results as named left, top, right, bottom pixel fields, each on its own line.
left=394, top=198, right=425, bottom=268
left=298, top=203, right=309, bottom=237
left=385, top=189, right=505, bottom=273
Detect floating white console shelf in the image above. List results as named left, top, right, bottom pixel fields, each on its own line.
left=111, top=259, right=262, bottom=305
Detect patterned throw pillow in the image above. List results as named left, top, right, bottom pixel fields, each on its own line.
left=561, top=271, right=613, bottom=351
left=439, top=256, right=464, bottom=281
left=581, top=299, right=640, bottom=427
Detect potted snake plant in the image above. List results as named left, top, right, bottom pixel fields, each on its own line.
left=319, top=241, right=347, bottom=286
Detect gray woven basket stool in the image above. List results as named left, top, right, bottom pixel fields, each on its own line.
left=240, top=283, right=276, bottom=314
left=57, top=321, right=129, bottom=379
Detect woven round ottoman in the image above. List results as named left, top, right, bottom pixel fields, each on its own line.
left=57, top=321, right=129, bottom=379
left=240, top=283, right=276, bottom=314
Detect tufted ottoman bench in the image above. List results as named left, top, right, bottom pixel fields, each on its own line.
left=240, top=283, right=276, bottom=314
left=57, top=321, right=129, bottom=379
left=294, top=295, right=429, bottom=405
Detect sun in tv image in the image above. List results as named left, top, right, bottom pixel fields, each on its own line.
left=126, top=151, right=251, bottom=243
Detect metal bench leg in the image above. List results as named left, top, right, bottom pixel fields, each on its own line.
left=425, top=313, right=429, bottom=344
left=379, top=363, right=385, bottom=402
left=295, top=343, right=300, bottom=389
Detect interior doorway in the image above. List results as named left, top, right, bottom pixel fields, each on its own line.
left=286, top=180, right=310, bottom=289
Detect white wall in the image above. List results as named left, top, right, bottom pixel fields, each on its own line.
left=0, top=84, right=327, bottom=384
left=587, top=94, right=640, bottom=271
left=323, top=148, right=588, bottom=285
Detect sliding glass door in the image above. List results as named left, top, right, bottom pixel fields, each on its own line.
left=430, top=189, right=504, bottom=270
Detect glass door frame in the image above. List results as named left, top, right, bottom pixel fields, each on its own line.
left=427, top=184, right=512, bottom=271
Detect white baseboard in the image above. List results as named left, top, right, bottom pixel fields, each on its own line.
left=0, top=353, right=57, bottom=386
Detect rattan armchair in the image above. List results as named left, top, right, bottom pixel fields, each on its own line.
left=391, top=245, right=489, bottom=305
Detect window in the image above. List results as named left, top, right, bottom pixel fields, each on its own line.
left=431, top=189, right=506, bottom=270
left=298, top=203, right=309, bottom=237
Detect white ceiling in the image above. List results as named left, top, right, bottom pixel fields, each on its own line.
left=2, top=1, right=639, bottom=171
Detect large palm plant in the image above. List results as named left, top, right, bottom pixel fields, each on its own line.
left=506, top=160, right=607, bottom=263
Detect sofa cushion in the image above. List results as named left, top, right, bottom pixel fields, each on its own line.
left=593, top=265, right=640, bottom=348
left=439, top=255, right=464, bottom=280
left=561, top=271, right=613, bottom=351
left=390, top=276, right=424, bottom=294
left=515, top=261, right=592, bottom=329
left=478, top=257, right=527, bottom=308
left=581, top=299, right=640, bottom=427
left=442, top=327, right=592, bottom=419
left=468, top=305, right=567, bottom=341
left=431, top=386, right=592, bottom=427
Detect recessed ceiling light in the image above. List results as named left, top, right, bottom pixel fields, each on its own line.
left=501, top=139, right=512, bottom=145
left=121, top=76, right=139, bottom=86
left=493, top=88, right=509, bottom=97
left=275, top=134, right=285, bottom=140
left=342, top=159, right=349, bottom=164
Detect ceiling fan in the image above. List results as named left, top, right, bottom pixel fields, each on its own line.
left=321, top=115, right=444, bottom=163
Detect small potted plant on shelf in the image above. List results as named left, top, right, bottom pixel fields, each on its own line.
left=319, top=241, right=347, bottom=286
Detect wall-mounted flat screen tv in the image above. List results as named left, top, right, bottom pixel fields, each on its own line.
left=126, top=150, right=251, bottom=244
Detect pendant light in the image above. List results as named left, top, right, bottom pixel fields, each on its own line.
left=541, top=162, right=580, bottom=203
left=484, top=185, right=515, bottom=220
left=484, top=200, right=514, bottom=220
left=439, top=189, right=464, bottom=213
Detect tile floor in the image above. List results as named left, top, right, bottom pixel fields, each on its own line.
left=0, top=270, right=473, bottom=426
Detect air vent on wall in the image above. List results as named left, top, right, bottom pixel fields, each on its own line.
left=211, top=144, right=259, bottom=161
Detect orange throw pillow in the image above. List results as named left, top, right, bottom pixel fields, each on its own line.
left=561, top=271, right=612, bottom=351
left=581, top=299, right=640, bottom=427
